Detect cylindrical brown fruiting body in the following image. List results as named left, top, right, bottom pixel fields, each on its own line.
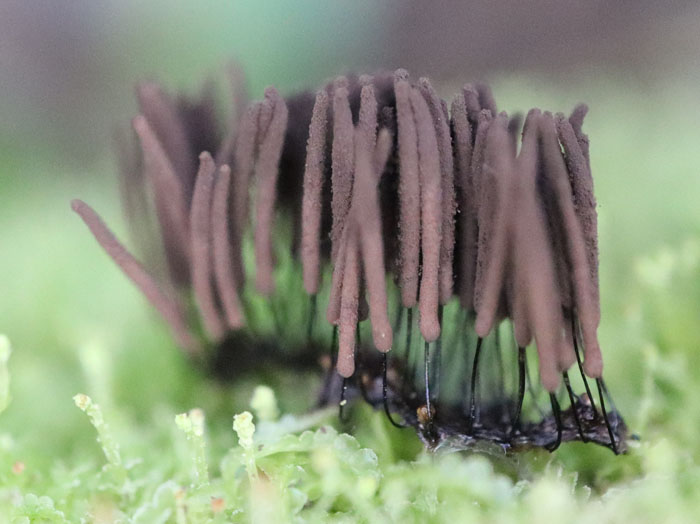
left=355, top=129, right=393, bottom=352
left=254, top=88, right=289, bottom=296
left=137, top=82, right=196, bottom=196
left=471, top=110, right=494, bottom=313
left=513, top=116, right=563, bottom=392
left=474, top=117, right=516, bottom=338
left=556, top=113, right=600, bottom=320
left=451, top=93, right=478, bottom=312
left=71, top=199, right=198, bottom=354
left=132, top=114, right=191, bottom=286
left=301, top=90, right=329, bottom=295
left=393, top=71, right=421, bottom=308
left=419, top=77, right=456, bottom=305
left=211, top=165, right=245, bottom=330
left=330, top=83, right=355, bottom=263
left=539, top=113, right=600, bottom=376
left=337, top=223, right=361, bottom=378
left=230, top=103, right=262, bottom=288
left=190, top=152, right=225, bottom=339
left=410, top=89, right=443, bottom=343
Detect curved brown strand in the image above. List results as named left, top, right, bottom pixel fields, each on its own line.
left=211, top=165, right=245, bottom=330
left=301, top=90, right=330, bottom=295
left=71, top=199, right=199, bottom=355
left=410, top=89, right=442, bottom=343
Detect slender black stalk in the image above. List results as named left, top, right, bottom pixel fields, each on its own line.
left=572, top=314, right=598, bottom=417
left=330, top=325, right=338, bottom=366
left=467, top=337, right=483, bottom=434
left=596, top=378, right=619, bottom=454
left=563, top=371, right=587, bottom=442
left=547, top=392, right=563, bottom=451
left=306, top=293, right=317, bottom=344
left=510, top=346, right=527, bottom=439
left=495, top=326, right=505, bottom=396
left=424, top=341, right=432, bottom=420
left=393, top=300, right=404, bottom=334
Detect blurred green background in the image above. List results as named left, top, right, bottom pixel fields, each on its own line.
left=1, top=1, right=700, bottom=520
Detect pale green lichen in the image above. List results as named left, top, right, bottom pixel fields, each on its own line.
left=175, top=408, right=209, bottom=488
left=73, top=393, right=123, bottom=472
left=250, top=385, right=279, bottom=422
left=233, top=410, right=258, bottom=482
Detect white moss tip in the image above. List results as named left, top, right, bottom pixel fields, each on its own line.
left=174, top=412, right=191, bottom=432
left=233, top=411, right=255, bottom=450
left=73, top=393, right=91, bottom=412
left=250, top=385, right=279, bottom=421
left=189, top=408, right=205, bottom=437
